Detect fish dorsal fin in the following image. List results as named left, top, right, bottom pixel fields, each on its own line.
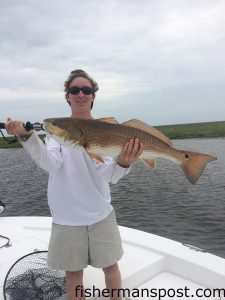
left=96, top=117, right=119, bottom=124
left=122, top=119, right=172, bottom=146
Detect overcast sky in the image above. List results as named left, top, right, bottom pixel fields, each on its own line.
left=0, top=0, right=224, bottom=126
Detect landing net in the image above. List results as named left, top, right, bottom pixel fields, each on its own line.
left=3, top=251, right=67, bottom=299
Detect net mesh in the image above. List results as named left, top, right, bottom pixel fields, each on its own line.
left=3, top=251, right=67, bottom=300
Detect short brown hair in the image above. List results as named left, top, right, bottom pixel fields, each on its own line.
left=64, top=69, right=99, bottom=95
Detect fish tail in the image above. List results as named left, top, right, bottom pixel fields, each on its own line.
left=181, top=151, right=216, bottom=184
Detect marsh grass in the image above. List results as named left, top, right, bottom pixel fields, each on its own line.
left=0, top=134, right=45, bottom=149
left=155, top=121, right=225, bottom=139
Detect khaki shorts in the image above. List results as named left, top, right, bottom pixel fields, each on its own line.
left=47, top=210, right=124, bottom=271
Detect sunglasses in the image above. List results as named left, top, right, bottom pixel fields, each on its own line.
left=68, top=86, right=94, bottom=95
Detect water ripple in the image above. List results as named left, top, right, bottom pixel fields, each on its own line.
left=1, top=138, right=225, bottom=258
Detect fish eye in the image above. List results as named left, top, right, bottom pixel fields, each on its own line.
left=185, top=153, right=189, bottom=159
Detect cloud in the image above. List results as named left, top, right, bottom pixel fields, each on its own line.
left=0, top=0, right=224, bottom=125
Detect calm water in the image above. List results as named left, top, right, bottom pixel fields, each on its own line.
left=1, top=138, right=225, bottom=258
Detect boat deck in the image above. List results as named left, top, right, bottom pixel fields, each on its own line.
left=1, top=217, right=224, bottom=299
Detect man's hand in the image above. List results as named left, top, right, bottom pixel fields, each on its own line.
left=116, top=138, right=144, bottom=168
left=5, top=118, right=33, bottom=138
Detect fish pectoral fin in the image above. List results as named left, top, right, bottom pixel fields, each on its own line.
left=86, top=150, right=105, bottom=164
left=122, top=119, right=172, bottom=146
left=96, top=117, right=119, bottom=124
left=143, top=159, right=156, bottom=168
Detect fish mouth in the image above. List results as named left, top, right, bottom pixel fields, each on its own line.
left=43, top=120, right=60, bottom=136
left=42, top=121, right=52, bottom=134
left=43, top=120, right=69, bottom=140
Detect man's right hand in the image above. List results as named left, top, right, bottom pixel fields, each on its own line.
left=5, top=118, right=33, bottom=138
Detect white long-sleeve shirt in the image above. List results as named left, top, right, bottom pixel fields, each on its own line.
left=20, top=131, right=130, bottom=225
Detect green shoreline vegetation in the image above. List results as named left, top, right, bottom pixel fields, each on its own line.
left=156, top=120, right=225, bottom=140
left=1, top=120, right=225, bottom=149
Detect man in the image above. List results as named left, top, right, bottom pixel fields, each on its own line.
left=5, top=70, right=144, bottom=300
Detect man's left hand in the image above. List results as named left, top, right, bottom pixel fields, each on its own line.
left=116, top=138, right=144, bottom=168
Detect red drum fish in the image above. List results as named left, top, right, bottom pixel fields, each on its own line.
left=43, top=117, right=216, bottom=184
